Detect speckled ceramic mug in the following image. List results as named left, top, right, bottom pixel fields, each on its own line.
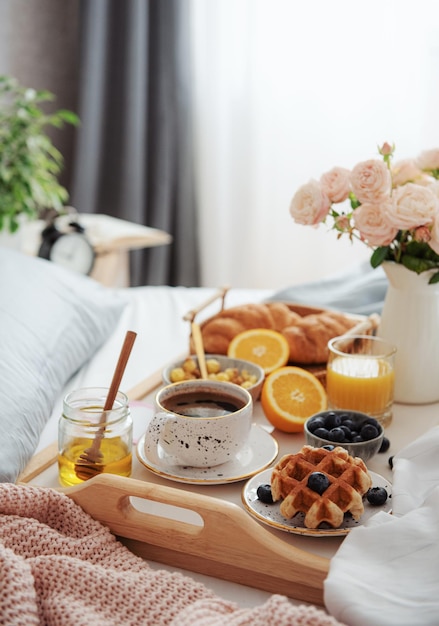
left=145, top=379, right=253, bottom=467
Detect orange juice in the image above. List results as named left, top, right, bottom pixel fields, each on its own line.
left=327, top=356, right=395, bottom=416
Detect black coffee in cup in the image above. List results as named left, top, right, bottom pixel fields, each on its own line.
left=161, top=390, right=246, bottom=417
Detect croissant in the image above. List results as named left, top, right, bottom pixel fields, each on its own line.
left=197, top=302, right=357, bottom=364
left=282, top=311, right=357, bottom=364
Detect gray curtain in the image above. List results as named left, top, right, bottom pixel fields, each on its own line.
left=71, top=0, right=200, bottom=287
left=0, top=0, right=80, bottom=191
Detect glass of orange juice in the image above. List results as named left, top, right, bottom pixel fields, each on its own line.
left=327, top=335, right=396, bottom=428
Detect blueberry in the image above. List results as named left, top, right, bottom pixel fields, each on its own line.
left=321, top=444, right=335, bottom=451
left=341, top=419, right=356, bottom=431
left=325, top=412, right=342, bottom=430
left=388, top=455, right=394, bottom=469
left=327, top=427, right=346, bottom=443
left=379, top=437, right=390, bottom=453
left=352, top=435, right=363, bottom=443
left=366, top=487, right=388, bottom=506
left=314, top=427, right=330, bottom=439
left=360, top=424, right=379, bottom=441
left=307, top=472, right=330, bottom=495
left=339, top=412, right=353, bottom=423
left=257, top=484, right=274, bottom=504
left=307, top=416, right=326, bottom=433
left=340, top=425, right=353, bottom=441
left=364, top=417, right=381, bottom=430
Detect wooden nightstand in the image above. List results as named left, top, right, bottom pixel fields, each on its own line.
left=21, top=213, right=172, bottom=287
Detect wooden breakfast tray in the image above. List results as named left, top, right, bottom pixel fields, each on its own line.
left=18, top=290, right=380, bottom=607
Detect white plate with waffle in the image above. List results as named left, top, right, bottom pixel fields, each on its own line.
left=242, top=468, right=392, bottom=537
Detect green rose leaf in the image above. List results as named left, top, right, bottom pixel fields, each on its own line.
left=370, top=246, right=389, bottom=268
left=402, top=255, right=437, bottom=274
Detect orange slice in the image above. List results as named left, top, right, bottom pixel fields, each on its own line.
left=227, top=328, right=289, bottom=374
left=260, top=366, right=327, bottom=432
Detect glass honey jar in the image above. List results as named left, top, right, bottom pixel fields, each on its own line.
left=58, top=387, right=133, bottom=486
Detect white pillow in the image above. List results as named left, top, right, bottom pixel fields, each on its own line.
left=0, top=248, right=127, bottom=482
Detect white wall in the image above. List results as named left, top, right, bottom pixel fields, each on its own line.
left=190, top=0, right=439, bottom=290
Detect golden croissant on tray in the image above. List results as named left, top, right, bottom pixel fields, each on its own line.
left=196, top=302, right=358, bottom=365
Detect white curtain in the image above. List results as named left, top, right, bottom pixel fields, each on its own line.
left=189, top=0, right=439, bottom=290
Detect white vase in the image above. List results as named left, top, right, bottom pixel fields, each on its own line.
left=377, top=261, right=439, bottom=404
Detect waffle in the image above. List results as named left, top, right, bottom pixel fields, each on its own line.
left=271, top=445, right=373, bottom=529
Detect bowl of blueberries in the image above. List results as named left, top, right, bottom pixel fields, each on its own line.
left=304, top=409, right=387, bottom=462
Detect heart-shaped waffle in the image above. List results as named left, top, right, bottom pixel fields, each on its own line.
left=271, top=445, right=372, bottom=529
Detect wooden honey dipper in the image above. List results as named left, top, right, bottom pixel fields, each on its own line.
left=74, top=330, right=137, bottom=481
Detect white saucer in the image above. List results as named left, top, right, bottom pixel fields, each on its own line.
left=242, top=469, right=392, bottom=537
left=136, top=424, right=279, bottom=485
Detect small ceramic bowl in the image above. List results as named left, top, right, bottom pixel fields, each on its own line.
left=162, top=354, right=265, bottom=403
left=304, top=409, right=384, bottom=462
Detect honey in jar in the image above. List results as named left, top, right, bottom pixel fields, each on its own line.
left=58, top=387, right=132, bottom=486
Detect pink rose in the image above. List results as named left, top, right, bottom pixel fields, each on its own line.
left=351, top=159, right=391, bottom=204
left=334, top=214, right=351, bottom=232
left=289, top=180, right=331, bottom=225
left=391, top=159, right=424, bottom=187
left=386, top=183, right=439, bottom=230
left=352, top=201, right=398, bottom=246
left=379, top=142, right=394, bottom=156
left=320, top=167, right=351, bottom=203
left=426, top=180, right=439, bottom=200
left=413, top=225, right=432, bottom=243
left=416, top=149, right=439, bottom=172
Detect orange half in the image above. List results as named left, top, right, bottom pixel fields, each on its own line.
left=261, top=366, right=327, bottom=432
left=227, top=328, right=290, bottom=374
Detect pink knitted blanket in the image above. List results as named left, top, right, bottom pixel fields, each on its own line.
left=0, top=483, right=345, bottom=625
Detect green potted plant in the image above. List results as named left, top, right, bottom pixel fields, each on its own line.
left=0, top=75, right=79, bottom=233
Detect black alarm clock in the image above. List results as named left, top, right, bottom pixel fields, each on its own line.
left=38, top=221, right=95, bottom=275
